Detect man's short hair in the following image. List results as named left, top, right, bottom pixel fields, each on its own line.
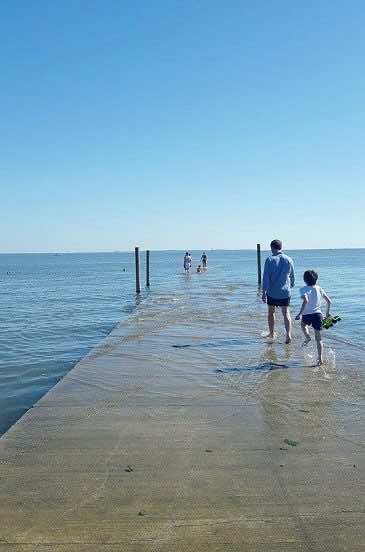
left=303, top=270, right=318, bottom=286
left=270, top=239, right=282, bottom=250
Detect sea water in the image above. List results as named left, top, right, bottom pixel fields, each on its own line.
left=0, top=249, right=364, bottom=435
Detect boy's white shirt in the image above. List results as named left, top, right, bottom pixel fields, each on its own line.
left=300, top=284, right=324, bottom=315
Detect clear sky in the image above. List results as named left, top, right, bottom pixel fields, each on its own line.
left=1, top=1, right=364, bottom=252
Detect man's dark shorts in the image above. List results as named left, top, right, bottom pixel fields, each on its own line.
left=267, top=296, right=290, bottom=307
left=302, top=313, right=323, bottom=331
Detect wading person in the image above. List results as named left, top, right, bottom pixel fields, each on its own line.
left=262, top=239, right=295, bottom=344
left=201, top=252, right=208, bottom=269
left=183, top=252, right=192, bottom=273
left=295, top=270, right=331, bottom=365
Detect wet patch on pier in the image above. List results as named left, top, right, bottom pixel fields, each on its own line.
left=214, top=361, right=289, bottom=374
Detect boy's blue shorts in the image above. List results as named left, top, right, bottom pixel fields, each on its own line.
left=302, top=313, right=323, bottom=331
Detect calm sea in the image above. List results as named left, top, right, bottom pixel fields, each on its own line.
left=0, top=249, right=364, bottom=435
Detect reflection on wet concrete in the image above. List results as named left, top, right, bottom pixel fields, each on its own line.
left=173, top=337, right=253, bottom=348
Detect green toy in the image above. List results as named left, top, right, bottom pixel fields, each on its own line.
left=322, top=315, right=341, bottom=329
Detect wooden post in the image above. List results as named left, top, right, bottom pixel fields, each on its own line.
left=146, top=250, right=150, bottom=287
left=257, top=244, right=262, bottom=287
left=135, top=247, right=141, bottom=294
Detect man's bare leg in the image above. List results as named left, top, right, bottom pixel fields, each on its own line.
left=268, top=305, right=275, bottom=338
left=281, top=306, right=292, bottom=344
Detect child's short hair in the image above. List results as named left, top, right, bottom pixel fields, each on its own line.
left=303, top=270, right=318, bottom=286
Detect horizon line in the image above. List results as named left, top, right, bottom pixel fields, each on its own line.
left=1, top=247, right=364, bottom=255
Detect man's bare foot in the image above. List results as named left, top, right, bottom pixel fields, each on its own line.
left=285, top=335, right=292, bottom=344
left=261, top=332, right=275, bottom=340
left=302, top=337, right=311, bottom=346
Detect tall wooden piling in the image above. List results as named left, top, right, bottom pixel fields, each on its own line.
left=146, top=250, right=150, bottom=287
left=135, top=247, right=141, bottom=294
left=257, top=244, right=262, bottom=286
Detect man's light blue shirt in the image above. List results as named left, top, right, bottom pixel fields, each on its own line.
left=262, top=252, right=295, bottom=299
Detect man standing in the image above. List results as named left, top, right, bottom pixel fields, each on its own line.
left=262, top=239, right=295, bottom=343
left=183, top=252, right=192, bottom=273
left=201, top=252, right=208, bottom=269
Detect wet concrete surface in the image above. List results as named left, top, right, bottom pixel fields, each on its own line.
left=0, top=301, right=364, bottom=551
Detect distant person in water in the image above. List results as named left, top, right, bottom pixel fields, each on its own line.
left=197, top=264, right=202, bottom=273
left=262, top=239, right=295, bottom=344
left=183, top=252, right=192, bottom=273
left=295, top=270, right=331, bottom=365
left=201, top=252, right=208, bottom=269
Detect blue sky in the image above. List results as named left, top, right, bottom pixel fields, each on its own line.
left=1, top=1, right=364, bottom=252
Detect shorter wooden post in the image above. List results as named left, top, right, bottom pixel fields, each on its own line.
left=257, top=244, right=262, bottom=287
left=146, top=250, right=150, bottom=287
left=135, top=246, right=141, bottom=294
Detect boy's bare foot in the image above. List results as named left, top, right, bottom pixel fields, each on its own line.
left=302, top=337, right=311, bottom=346
left=317, top=359, right=323, bottom=366
left=285, top=335, right=291, bottom=344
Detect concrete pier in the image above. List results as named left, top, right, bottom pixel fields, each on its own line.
left=0, top=293, right=364, bottom=551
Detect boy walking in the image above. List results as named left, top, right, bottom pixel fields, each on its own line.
left=262, top=239, right=295, bottom=343
left=295, top=270, right=331, bottom=365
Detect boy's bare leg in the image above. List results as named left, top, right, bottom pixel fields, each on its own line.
left=281, top=306, right=292, bottom=344
left=267, top=305, right=275, bottom=338
left=301, top=321, right=311, bottom=345
left=314, top=330, right=323, bottom=365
